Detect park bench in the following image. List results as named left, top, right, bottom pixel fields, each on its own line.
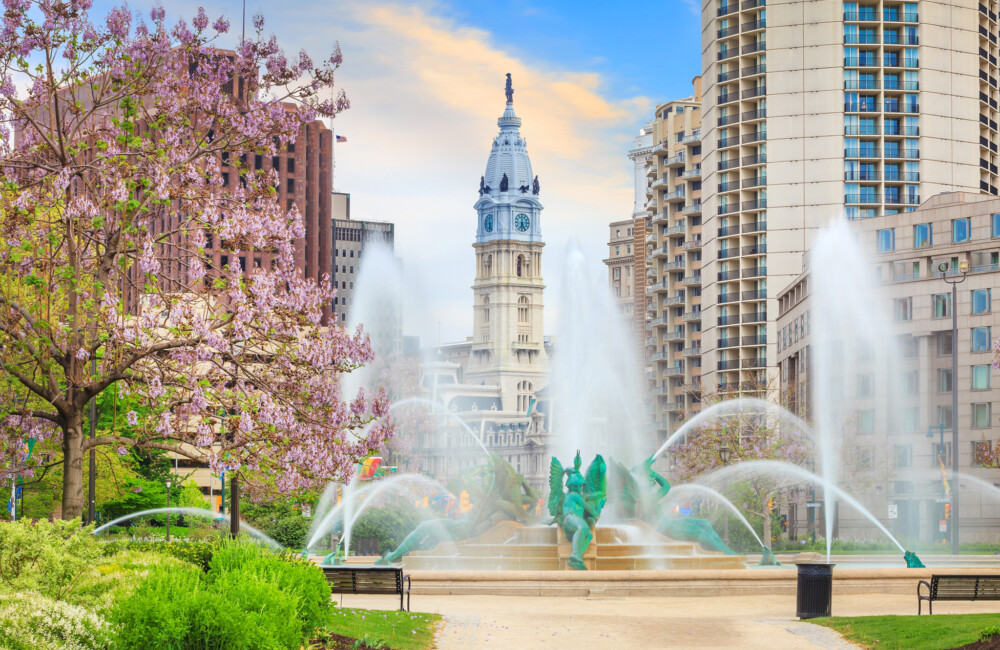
left=321, top=565, right=411, bottom=611
left=918, top=575, right=1000, bottom=614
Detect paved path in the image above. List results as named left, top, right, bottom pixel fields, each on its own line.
left=335, top=592, right=1000, bottom=649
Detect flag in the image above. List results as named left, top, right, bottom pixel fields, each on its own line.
left=335, top=135, right=347, bottom=143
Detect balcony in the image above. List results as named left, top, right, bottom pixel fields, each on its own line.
left=682, top=130, right=701, bottom=144
left=651, top=211, right=669, bottom=224
left=742, top=131, right=767, bottom=144
left=648, top=351, right=667, bottom=362
left=742, top=108, right=766, bottom=122
left=845, top=79, right=880, bottom=90
left=664, top=294, right=685, bottom=305
left=664, top=152, right=686, bottom=167
left=683, top=346, right=702, bottom=357
left=718, top=337, right=738, bottom=349
left=719, top=293, right=739, bottom=304
left=663, top=402, right=684, bottom=412
left=742, top=85, right=767, bottom=99
left=717, top=204, right=739, bottom=216
left=681, top=238, right=702, bottom=250
left=845, top=147, right=881, bottom=158
left=885, top=148, right=919, bottom=159
left=681, top=274, right=702, bottom=286
left=663, top=259, right=685, bottom=270
left=680, top=166, right=702, bottom=179
left=845, top=170, right=880, bottom=181
left=719, top=158, right=740, bottom=171
left=742, top=243, right=767, bottom=255
left=718, top=180, right=740, bottom=193
left=665, top=222, right=686, bottom=235
left=741, top=265, right=767, bottom=278
left=681, top=310, right=702, bottom=322
left=717, top=24, right=739, bottom=38
left=651, top=246, right=671, bottom=258
left=741, top=357, right=766, bottom=368
left=742, top=312, right=767, bottom=323
left=742, top=198, right=767, bottom=211
left=742, top=153, right=766, bottom=166
left=717, top=48, right=739, bottom=62
left=717, top=3, right=737, bottom=16
left=718, top=92, right=739, bottom=105
left=664, top=330, right=685, bottom=341
left=718, top=113, right=741, bottom=127
left=741, top=0, right=764, bottom=9
left=844, top=8, right=878, bottom=21
left=681, top=201, right=703, bottom=215
left=742, top=175, right=766, bottom=188
left=663, top=187, right=685, bottom=200
left=718, top=359, right=741, bottom=371
left=742, top=18, right=765, bottom=32
left=742, top=41, right=766, bottom=55
left=651, top=176, right=670, bottom=190
left=718, top=243, right=738, bottom=255
left=743, top=335, right=767, bottom=346
left=742, top=220, right=766, bottom=233
left=742, top=289, right=767, bottom=300
left=844, top=56, right=879, bottom=68
left=718, top=68, right=739, bottom=83
left=845, top=193, right=882, bottom=204
left=718, top=314, right=740, bottom=326
left=718, top=269, right=740, bottom=281
left=718, top=225, right=741, bottom=237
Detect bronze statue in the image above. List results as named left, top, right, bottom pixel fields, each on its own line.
left=549, top=452, right=606, bottom=570
left=532, top=175, right=540, bottom=195
left=505, top=73, right=513, bottom=103
left=479, top=176, right=486, bottom=196
left=499, top=173, right=508, bottom=193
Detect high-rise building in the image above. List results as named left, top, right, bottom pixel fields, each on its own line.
left=644, top=77, right=705, bottom=438
left=627, top=124, right=655, bottom=358
left=330, top=191, right=396, bottom=333
left=604, top=219, right=636, bottom=320
left=700, top=0, right=989, bottom=394
left=777, top=191, right=1000, bottom=542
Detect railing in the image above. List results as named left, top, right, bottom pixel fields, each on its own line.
left=742, top=64, right=766, bottom=77
left=718, top=181, right=740, bottom=192
left=845, top=147, right=881, bottom=158
left=742, top=289, right=766, bottom=300
left=743, top=335, right=767, bottom=347
left=718, top=93, right=739, bottom=104
left=742, top=41, right=766, bottom=54
left=718, top=314, right=741, bottom=326
left=742, top=312, right=767, bottom=323
left=718, top=69, right=740, bottom=83
left=742, top=86, right=767, bottom=99
left=718, top=225, right=741, bottom=237
left=718, top=338, right=738, bottom=349
left=742, top=198, right=767, bottom=210
left=742, top=153, right=766, bottom=165
left=845, top=170, right=880, bottom=181
left=742, top=176, right=766, bottom=188
left=742, top=243, right=767, bottom=255
left=718, top=269, right=741, bottom=280
left=718, top=359, right=741, bottom=370
left=742, top=220, right=766, bottom=233
left=845, top=193, right=882, bottom=204
left=742, top=131, right=767, bottom=144
left=719, top=158, right=740, bottom=171
left=742, top=266, right=767, bottom=277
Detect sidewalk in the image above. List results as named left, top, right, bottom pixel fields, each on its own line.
left=335, top=592, right=1000, bottom=649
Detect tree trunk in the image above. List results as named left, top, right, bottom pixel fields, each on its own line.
left=761, top=492, right=772, bottom=550
left=61, top=414, right=84, bottom=521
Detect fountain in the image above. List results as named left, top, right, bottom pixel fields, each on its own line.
left=92, top=507, right=283, bottom=548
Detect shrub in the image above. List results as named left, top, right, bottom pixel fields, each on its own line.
left=981, top=625, right=1000, bottom=641
left=350, top=503, right=422, bottom=556
left=0, top=520, right=102, bottom=601
left=207, top=539, right=330, bottom=635
left=102, top=539, right=217, bottom=571
left=0, top=591, right=110, bottom=650
left=268, top=515, right=310, bottom=548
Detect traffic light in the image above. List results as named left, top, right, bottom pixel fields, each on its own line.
left=780, top=514, right=788, bottom=532
left=767, top=497, right=775, bottom=513
left=944, top=503, right=952, bottom=520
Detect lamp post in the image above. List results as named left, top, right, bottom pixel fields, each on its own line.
left=719, top=443, right=733, bottom=544
left=939, top=259, right=968, bottom=555
left=927, top=423, right=947, bottom=543
left=165, top=478, right=172, bottom=542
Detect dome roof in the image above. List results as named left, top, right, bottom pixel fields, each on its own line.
left=482, top=100, right=534, bottom=197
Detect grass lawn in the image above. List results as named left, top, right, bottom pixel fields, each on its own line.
left=811, top=613, right=1000, bottom=649
left=321, top=606, right=440, bottom=650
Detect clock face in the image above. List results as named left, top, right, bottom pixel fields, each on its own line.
left=484, top=215, right=494, bottom=233
left=515, top=213, right=530, bottom=232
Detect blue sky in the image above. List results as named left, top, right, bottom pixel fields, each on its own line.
left=89, top=0, right=704, bottom=342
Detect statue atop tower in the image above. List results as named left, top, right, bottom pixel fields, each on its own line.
left=505, top=73, right=514, bottom=103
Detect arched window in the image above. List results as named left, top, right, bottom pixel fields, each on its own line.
left=518, top=296, right=529, bottom=323
left=484, top=254, right=492, bottom=277
left=516, top=255, right=524, bottom=277
left=483, top=296, right=490, bottom=324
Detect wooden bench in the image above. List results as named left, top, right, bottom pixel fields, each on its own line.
left=321, top=565, right=411, bottom=611
left=918, top=575, right=1000, bottom=614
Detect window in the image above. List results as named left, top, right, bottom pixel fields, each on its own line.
left=517, top=296, right=529, bottom=324
left=902, top=407, right=919, bottom=432
left=937, top=405, right=953, bottom=428
left=857, top=374, right=875, bottom=397
left=937, top=369, right=953, bottom=393
left=972, top=326, right=992, bottom=352
left=914, top=223, right=932, bottom=248
left=953, top=218, right=971, bottom=243
left=973, top=365, right=992, bottom=390
left=972, top=403, right=992, bottom=428
left=894, top=444, right=912, bottom=468
left=898, top=335, right=918, bottom=358
left=932, top=293, right=952, bottom=318
left=857, top=409, right=875, bottom=434
left=993, top=213, right=1000, bottom=238
left=877, top=228, right=895, bottom=252
left=893, top=298, right=912, bottom=321
left=972, top=289, right=991, bottom=315
left=938, top=331, right=953, bottom=356
left=902, top=370, right=919, bottom=395
left=483, top=296, right=490, bottom=324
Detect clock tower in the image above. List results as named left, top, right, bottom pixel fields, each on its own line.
left=467, top=74, right=548, bottom=406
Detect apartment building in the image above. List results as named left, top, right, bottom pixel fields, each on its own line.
left=604, top=219, right=636, bottom=321
left=627, top=125, right=656, bottom=359
left=777, top=191, right=1000, bottom=543
left=645, top=77, right=705, bottom=437
left=700, top=0, right=989, bottom=395
left=330, top=191, right=396, bottom=329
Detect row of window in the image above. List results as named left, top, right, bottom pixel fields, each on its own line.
left=887, top=440, right=995, bottom=470
left=856, top=402, right=993, bottom=434
left=854, top=364, right=993, bottom=399
left=894, top=292, right=993, bottom=320
left=878, top=215, right=1000, bottom=252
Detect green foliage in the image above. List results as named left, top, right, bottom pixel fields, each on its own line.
left=812, top=613, right=1000, bottom=650
left=0, top=520, right=102, bottom=601
left=980, top=625, right=1000, bottom=641
left=102, top=539, right=218, bottom=572
left=240, top=496, right=311, bottom=548
left=0, top=591, right=111, bottom=650
left=99, top=476, right=168, bottom=524
left=109, top=539, right=331, bottom=650
left=322, top=607, right=440, bottom=650
left=350, top=503, right=423, bottom=556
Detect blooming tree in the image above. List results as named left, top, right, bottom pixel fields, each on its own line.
left=669, top=384, right=811, bottom=549
left=0, top=2, right=391, bottom=519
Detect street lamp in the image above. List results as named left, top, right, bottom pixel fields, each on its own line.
left=939, top=259, right=968, bottom=555
left=927, top=424, right=948, bottom=543
left=719, top=443, right=732, bottom=544
left=165, top=478, right=172, bottom=542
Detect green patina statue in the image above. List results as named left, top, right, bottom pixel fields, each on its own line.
left=904, top=550, right=925, bottom=568
left=374, top=453, right=539, bottom=565
left=609, top=456, right=740, bottom=557
left=548, top=451, right=606, bottom=570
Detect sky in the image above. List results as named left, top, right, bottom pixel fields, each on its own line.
left=94, top=0, right=703, bottom=343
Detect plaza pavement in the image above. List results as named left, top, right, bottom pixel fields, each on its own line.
left=335, top=592, right=1000, bottom=649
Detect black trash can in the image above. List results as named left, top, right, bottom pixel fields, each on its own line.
left=795, top=563, right=835, bottom=619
